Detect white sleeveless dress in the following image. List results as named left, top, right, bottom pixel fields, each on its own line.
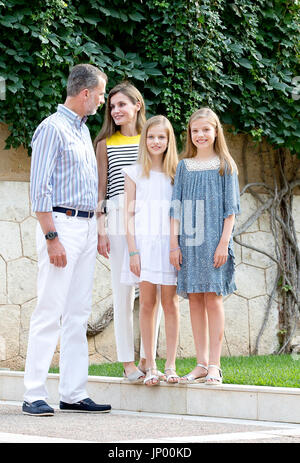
left=121, top=163, right=177, bottom=286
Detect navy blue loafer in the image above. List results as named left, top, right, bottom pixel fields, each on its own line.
left=59, top=397, right=111, bottom=413
left=22, top=400, right=54, bottom=416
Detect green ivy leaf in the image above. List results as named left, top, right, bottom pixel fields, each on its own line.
left=114, top=47, right=125, bottom=59
left=129, top=12, right=145, bottom=22
left=83, top=15, right=99, bottom=25
left=144, top=68, right=162, bottom=76
left=230, top=95, right=241, bottom=104
left=238, top=58, right=253, bottom=69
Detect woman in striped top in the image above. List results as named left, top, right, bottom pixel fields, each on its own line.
left=94, top=82, right=163, bottom=381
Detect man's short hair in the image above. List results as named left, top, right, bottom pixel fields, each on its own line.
left=67, top=64, right=108, bottom=97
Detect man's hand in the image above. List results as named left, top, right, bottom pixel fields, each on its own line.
left=47, top=239, right=67, bottom=267
left=36, top=212, right=67, bottom=267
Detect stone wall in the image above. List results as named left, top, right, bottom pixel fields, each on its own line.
left=0, top=124, right=30, bottom=182
left=0, top=123, right=299, bottom=369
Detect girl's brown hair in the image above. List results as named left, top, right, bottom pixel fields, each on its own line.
left=94, top=81, right=146, bottom=148
left=138, top=115, right=178, bottom=184
left=181, top=107, right=238, bottom=175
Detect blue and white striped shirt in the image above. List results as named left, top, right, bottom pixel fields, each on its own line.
left=30, top=104, right=98, bottom=212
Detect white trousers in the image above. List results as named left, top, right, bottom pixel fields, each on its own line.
left=107, top=201, right=162, bottom=363
left=24, top=212, right=97, bottom=404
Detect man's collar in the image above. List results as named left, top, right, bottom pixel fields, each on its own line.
left=57, top=104, right=88, bottom=127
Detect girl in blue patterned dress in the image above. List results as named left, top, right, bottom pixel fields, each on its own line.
left=170, top=108, right=240, bottom=385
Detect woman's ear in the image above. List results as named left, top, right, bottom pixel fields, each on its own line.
left=136, top=101, right=141, bottom=112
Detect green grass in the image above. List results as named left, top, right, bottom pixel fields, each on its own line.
left=49, top=354, right=300, bottom=388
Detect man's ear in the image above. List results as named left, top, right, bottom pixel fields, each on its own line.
left=80, top=88, right=89, bottom=99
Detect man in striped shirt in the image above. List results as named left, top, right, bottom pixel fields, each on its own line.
left=23, top=64, right=112, bottom=416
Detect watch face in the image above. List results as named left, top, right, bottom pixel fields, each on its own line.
left=46, top=231, right=57, bottom=240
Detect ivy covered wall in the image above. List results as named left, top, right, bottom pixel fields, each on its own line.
left=0, top=0, right=299, bottom=154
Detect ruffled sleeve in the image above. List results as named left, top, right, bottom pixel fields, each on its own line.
left=223, top=167, right=241, bottom=218
left=121, top=163, right=140, bottom=184
left=170, top=160, right=184, bottom=220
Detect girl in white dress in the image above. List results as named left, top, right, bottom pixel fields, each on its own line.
left=122, top=115, right=180, bottom=386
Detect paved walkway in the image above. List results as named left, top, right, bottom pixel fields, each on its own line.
left=0, top=401, right=300, bottom=444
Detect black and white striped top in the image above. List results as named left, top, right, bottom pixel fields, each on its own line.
left=106, top=131, right=140, bottom=199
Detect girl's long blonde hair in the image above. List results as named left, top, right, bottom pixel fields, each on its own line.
left=138, top=115, right=178, bottom=184
left=181, top=107, right=238, bottom=175
left=94, top=81, right=146, bottom=148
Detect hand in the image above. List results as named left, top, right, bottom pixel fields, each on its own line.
left=170, top=248, right=182, bottom=271
left=97, top=233, right=110, bottom=258
left=130, top=253, right=141, bottom=277
left=47, top=239, right=67, bottom=267
left=213, top=241, right=228, bottom=268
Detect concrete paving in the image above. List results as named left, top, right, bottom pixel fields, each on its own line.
left=0, top=401, right=300, bottom=444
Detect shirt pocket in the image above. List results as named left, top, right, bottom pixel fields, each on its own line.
left=61, top=141, right=85, bottom=166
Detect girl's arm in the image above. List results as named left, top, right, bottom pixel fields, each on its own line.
left=214, top=214, right=235, bottom=268
left=170, top=217, right=182, bottom=271
left=96, top=139, right=110, bottom=258
left=124, top=174, right=140, bottom=277
left=169, top=161, right=183, bottom=270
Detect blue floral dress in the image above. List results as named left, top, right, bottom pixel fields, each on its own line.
left=170, top=156, right=240, bottom=298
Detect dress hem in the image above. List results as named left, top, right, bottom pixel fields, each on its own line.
left=121, top=271, right=177, bottom=287
left=177, top=282, right=237, bottom=299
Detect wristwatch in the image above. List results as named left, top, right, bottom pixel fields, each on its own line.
left=45, top=231, right=58, bottom=240
left=100, top=200, right=107, bottom=215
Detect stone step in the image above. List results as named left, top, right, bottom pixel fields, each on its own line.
left=0, top=371, right=299, bottom=424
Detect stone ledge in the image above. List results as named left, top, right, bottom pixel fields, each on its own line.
left=0, top=371, right=299, bottom=424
